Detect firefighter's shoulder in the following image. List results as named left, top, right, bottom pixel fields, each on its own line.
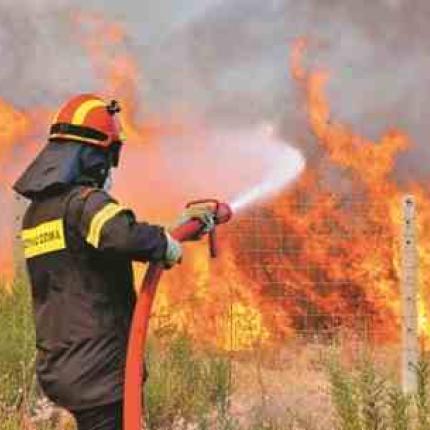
left=70, top=187, right=134, bottom=248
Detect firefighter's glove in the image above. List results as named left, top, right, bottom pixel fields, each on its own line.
left=172, top=206, right=215, bottom=239
left=162, top=232, right=182, bottom=269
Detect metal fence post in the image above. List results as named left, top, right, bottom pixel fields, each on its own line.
left=401, top=195, right=419, bottom=394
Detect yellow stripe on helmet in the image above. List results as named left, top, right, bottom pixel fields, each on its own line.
left=72, top=99, right=106, bottom=125
left=86, top=203, right=126, bottom=248
left=49, top=133, right=104, bottom=145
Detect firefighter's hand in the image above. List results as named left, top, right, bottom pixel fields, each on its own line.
left=171, top=206, right=215, bottom=238
left=162, top=232, right=182, bottom=269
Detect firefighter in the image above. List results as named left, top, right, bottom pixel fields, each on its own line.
left=13, top=94, right=212, bottom=430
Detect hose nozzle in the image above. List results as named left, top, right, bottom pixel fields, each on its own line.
left=186, top=199, right=232, bottom=225
left=185, top=199, right=233, bottom=258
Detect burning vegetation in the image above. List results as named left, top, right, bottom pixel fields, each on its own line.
left=0, top=14, right=429, bottom=354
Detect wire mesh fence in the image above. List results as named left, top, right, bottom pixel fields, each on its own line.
left=0, top=194, right=423, bottom=429
left=193, top=196, right=407, bottom=349
left=143, top=192, right=419, bottom=427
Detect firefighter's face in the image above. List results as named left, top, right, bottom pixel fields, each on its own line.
left=103, top=168, right=113, bottom=192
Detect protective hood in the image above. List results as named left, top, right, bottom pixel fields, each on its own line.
left=13, top=140, right=110, bottom=200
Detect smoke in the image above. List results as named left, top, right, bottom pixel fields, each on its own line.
left=0, top=0, right=427, bottom=204
left=132, top=0, right=428, bottom=180
left=1, top=0, right=427, bottom=180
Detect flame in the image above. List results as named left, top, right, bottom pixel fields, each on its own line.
left=0, top=99, right=30, bottom=168
left=0, top=99, right=31, bottom=289
left=231, top=39, right=429, bottom=346
left=1, top=12, right=429, bottom=352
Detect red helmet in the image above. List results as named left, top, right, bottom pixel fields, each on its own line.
left=49, top=94, right=126, bottom=149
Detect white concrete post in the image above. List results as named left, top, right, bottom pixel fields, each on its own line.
left=401, top=195, right=419, bottom=394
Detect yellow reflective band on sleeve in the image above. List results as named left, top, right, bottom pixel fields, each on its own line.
left=21, top=219, right=66, bottom=259
left=72, top=99, right=106, bottom=125
left=86, top=203, right=126, bottom=248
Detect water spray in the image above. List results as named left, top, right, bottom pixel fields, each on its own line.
left=230, top=139, right=305, bottom=212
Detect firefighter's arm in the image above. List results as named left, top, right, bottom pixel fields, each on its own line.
left=76, top=191, right=181, bottom=265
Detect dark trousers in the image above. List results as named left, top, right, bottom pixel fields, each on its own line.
left=72, top=400, right=123, bottom=430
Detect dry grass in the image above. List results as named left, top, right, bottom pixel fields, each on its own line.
left=2, top=276, right=430, bottom=430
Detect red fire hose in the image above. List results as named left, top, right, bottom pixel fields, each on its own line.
left=124, top=200, right=233, bottom=430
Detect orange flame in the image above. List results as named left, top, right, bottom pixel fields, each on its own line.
left=1, top=13, right=429, bottom=352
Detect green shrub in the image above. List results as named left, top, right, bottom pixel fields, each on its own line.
left=327, top=355, right=430, bottom=430
left=357, top=359, right=388, bottom=430
left=328, top=360, right=361, bottom=430
left=387, top=386, right=410, bottom=430
left=0, top=273, right=47, bottom=427
left=145, top=335, right=232, bottom=429
left=0, top=274, right=36, bottom=413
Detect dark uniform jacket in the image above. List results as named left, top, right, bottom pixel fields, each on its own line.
left=21, top=186, right=167, bottom=411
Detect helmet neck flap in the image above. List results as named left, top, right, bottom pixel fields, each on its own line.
left=13, top=140, right=112, bottom=200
